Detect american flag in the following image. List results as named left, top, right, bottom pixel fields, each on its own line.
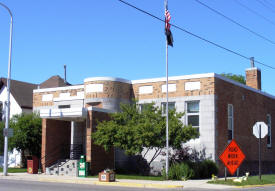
left=165, top=9, right=171, bottom=31
left=165, top=3, right=173, bottom=47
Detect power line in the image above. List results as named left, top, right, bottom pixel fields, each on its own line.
left=256, top=0, right=275, bottom=14
left=194, top=0, right=275, bottom=45
left=117, top=0, right=275, bottom=70
left=263, top=0, right=275, bottom=10
left=234, top=0, right=275, bottom=27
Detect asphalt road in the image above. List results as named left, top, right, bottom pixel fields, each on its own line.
left=0, top=179, right=275, bottom=191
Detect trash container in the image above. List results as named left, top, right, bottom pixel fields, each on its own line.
left=78, top=155, right=87, bottom=177
left=27, top=156, right=38, bottom=174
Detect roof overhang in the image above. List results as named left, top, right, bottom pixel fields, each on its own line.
left=40, top=107, right=87, bottom=119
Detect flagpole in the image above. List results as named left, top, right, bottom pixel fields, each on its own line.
left=165, top=35, right=169, bottom=178
left=165, top=0, right=169, bottom=178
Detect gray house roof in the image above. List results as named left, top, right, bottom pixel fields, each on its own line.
left=0, top=78, right=38, bottom=109
left=0, top=75, right=70, bottom=109
left=39, top=75, right=70, bottom=89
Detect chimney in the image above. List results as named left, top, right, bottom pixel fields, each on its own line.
left=64, top=65, right=67, bottom=84
left=245, top=57, right=261, bottom=90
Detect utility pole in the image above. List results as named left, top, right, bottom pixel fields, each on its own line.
left=0, top=2, right=13, bottom=176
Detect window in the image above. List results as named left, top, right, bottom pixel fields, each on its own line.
left=58, top=105, right=70, bottom=109
left=161, top=102, right=175, bottom=114
left=267, top=114, right=272, bottom=148
left=139, top=103, right=151, bottom=112
left=228, top=104, right=234, bottom=141
left=186, top=101, right=200, bottom=136
left=0, top=101, right=2, bottom=121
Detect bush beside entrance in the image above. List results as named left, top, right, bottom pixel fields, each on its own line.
left=165, top=160, right=218, bottom=180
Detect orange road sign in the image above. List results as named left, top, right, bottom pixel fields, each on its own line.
left=219, top=139, right=246, bottom=175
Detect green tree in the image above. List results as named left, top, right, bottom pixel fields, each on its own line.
left=92, top=102, right=198, bottom=166
left=0, top=122, right=4, bottom=155
left=221, top=73, right=246, bottom=84
left=9, top=113, right=42, bottom=161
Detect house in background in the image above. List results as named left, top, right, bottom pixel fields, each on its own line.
left=33, top=65, right=275, bottom=176
left=0, top=78, right=38, bottom=167
left=0, top=75, right=68, bottom=167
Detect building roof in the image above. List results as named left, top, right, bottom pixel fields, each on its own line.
left=39, top=75, right=70, bottom=89
left=0, top=78, right=38, bottom=109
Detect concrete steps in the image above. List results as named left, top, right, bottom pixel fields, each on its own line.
left=46, top=159, right=79, bottom=176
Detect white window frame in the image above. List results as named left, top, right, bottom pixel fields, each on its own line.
left=267, top=114, right=272, bottom=148
left=161, top=102, right=176, bottom=114
left=186, top=101, right=200, bottom=137
left=228, top=104, right=234, bottom=142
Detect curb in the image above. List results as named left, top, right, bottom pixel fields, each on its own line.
left=20, top=178, right=184, bottom=189
left=36, top=178, right=183, bottom=189
left=235, top=183, right=275, bottom=189
left=93, top=181, right=183, bottom=189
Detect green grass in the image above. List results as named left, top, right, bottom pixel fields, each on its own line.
left=0, top=168, right=27, bottom=173
left=88, top=174, right=164, bottom=181
left=208, top=174, right=275, bottom=186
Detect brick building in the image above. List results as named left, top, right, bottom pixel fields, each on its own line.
left=33, top=67, right=275, bottom=176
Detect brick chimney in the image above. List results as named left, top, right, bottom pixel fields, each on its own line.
left=245, top=57, right=261, bottom=90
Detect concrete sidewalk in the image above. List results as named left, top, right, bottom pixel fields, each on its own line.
left=0, top=172, right=234, bottom=189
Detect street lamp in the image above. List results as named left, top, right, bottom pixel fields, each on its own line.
left=0, top=2, right=13, bottom=176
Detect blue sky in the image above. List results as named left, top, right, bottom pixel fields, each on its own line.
left=0, top=0, right=275, bottom=95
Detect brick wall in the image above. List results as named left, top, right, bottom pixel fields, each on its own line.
left=132, top=77, right=215, bottom=100
left=33, top=88, right=84, bottom=107
left=215, top=78, right=275, bottom=175
left=84, top=81, right=133, bottom=100
left=41, top=119, right=71, bottom=172
left=86, top=110, right=114, bottom=174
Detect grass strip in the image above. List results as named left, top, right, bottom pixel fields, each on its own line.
left=0, top=168, right=27, bottom=173
left=208, top=174, right=275, bottom=186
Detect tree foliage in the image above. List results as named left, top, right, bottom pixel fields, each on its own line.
left=9, top=113, right=42, bottom=158
left=221, top=73, right=246, bottom=84
left=0, top=122, right=4, bottom=155
left=92, top=102, right=198, bottom=165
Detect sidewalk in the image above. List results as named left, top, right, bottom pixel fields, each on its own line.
left=0, top=172, right=234, bottom=189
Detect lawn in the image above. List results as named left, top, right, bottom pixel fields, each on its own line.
left=0, top=168, right=27, bottom=173
left=89, top=174, right=164, bottom=181
left=208, top=174, right=275, bottom=186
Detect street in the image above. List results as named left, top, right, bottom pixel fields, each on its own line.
left=0, top=179, right=275, bottom=191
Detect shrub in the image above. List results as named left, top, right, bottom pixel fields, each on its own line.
left=192, top=160, right=218, bottom=179
left=165, top=162, right=194, bottom=180
left=164, top=160, right=218, bottom=180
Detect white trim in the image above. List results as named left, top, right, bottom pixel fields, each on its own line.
left=185, top=81, right=201, bottom=91
left=185, top=100, right=200, bottom=128
left=53, top=93, right=84, bottom=101
left=132, top=73, right=215, bottom=84
left=33, top=85, right=84, bottom=93
left=162, top=84, right=176, bottom=93
left=139, top=86, right=153, bottom=94
left=84, top=77, right=131, bottom=84
left=40, top=107, right=86, bottom=118
left=85, top=84, right=103, bottom=93
left=228, top=104, right=234, bottom=141
left=42, top=94, right=53, bottom=102
left=33, top=73, right=275, bottom=100
left=245, top=67, right=261, bottom=71
left=87, top=106, right=114, bottom=113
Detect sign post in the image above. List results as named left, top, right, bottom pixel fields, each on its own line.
left=219, top=140, right=245, bottom=176
left=253, top=121, right=268, bottom=180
